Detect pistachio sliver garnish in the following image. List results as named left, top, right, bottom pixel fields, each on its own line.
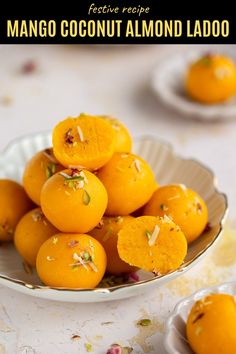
left=85, top=343, right=93, bottom=352
left=70, top=250, right=98, bottom=272
left=83, top=251, right=91, bottom=261
left=145, top=230, right=152, bottom=240
left=46, top=163, right=56, bottom=179
left=59, top=171, right=86, bottom=189
left=45, top=167, right=51, bottom=179
left=83, top=190, right=91, bottom=205
left=137, top=318, right=152, bottom=326
left=51, top=163, right=56, bottom=173
left=64, top=176, right=84, bottom=182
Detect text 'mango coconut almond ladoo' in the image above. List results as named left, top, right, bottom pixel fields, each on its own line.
left=52, top=114, right=115, bottom=170
left=117, top=216, right=187, bottom=275
left=143, top=184, right=208, bottom=243
left=89, top=215, right=136, bottom=275
left=97, top=152, right=157, bottom=215
left=23, top=148, right=64, bottom=205
left=0, top=179, right=33, bottom=242
left=41, top=169, right=108, bottom=233
left=36, top=234, right=107, bottom=288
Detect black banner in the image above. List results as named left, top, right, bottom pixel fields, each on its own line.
left=0, top=3, right=236, bottom=44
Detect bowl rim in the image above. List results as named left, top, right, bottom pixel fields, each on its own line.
left=0, top=133, right=229, bottom=295
left=163, top=281, right=236, bottom=354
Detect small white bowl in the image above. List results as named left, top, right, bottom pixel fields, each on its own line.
left=0, top=133, right=228, bottom=302
left=151, top=49, right=236, bottom=121
left=164, top=282, right=236, bottom=354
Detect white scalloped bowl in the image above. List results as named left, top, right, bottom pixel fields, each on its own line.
left=0, top=133, right=228, bottom=302
left=164, top=282, right=236, bottom=354
left=151, top=49, right=236, bottom=121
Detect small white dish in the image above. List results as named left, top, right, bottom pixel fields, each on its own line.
left=164, top=281, right=236, bottom=354
left=0, top=133, right=228, bottom=302
left=151, top=49, right=236, bottom=121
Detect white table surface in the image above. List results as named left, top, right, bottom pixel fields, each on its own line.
left=0, top=44, right=236, bottom=354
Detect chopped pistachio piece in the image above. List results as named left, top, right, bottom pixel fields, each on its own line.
left=83, top=251, right=91, bottom=261
left=83, top=190, right=91, bottom=205
left=137, top=318, right=152, bottom=326
left=145, top=230, right=152, bottom=240
left=85, top=343, right=93, bottom=352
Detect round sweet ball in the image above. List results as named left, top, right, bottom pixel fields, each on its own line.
left=14, top=208, right=58, bottom=267
left=186, top=54, right=236, bottom=103
left=187, top=294, right=236, bottom=354
left=23, top=148, right=64, bottom=205
left=89, top=215, right=136, bottom=275
left=117, top=215, right=187, bottom=274
left=100, top=116, right=132, bottom=153
left=40, top=169, right=108, bottom=233
left=36, top=234, right=107, bottom=288
left=143, top=184, right=208, bottom=243
left=97, top=152, right=157, bottom=215
left=0, top=179, right=33, bottom=242
left=52, top=115, right=115, bottom=170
